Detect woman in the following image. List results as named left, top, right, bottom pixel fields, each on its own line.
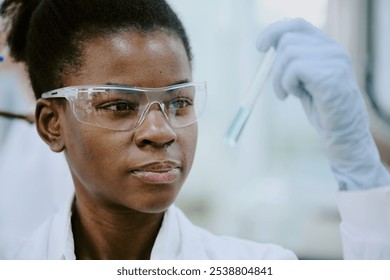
left=1, top=0, right=390, bottom=259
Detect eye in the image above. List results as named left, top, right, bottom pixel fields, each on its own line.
left=169, top=98, right=193, bottom=110
left=98, top=101, right=138, bottom=112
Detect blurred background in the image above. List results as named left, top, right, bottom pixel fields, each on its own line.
left=1, top=0, right=390, bottom=259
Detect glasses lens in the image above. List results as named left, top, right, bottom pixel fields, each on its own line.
left=72, top=88, right=147, bottom=130
left=163, top=84, right=206, bottom=128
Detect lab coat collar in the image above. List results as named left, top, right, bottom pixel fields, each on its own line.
left=151, top=205, right=208, bottom=259
left=63, top=203, right=208, bottom=260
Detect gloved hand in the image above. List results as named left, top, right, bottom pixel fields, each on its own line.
left=256, top=18, right=390, bottom=191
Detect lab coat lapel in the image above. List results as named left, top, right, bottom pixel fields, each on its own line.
left=150, top=205, right=208, bottom=259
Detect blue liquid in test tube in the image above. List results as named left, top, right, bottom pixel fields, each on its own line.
left=224, top=49, right=275, bottom=147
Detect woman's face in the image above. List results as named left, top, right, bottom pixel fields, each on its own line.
left=60, top=31, right=196, bottom=213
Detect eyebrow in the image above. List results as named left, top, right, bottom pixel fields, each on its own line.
left=105, top=79, right=190, bottom=88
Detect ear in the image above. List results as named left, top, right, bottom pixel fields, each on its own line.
left=35, top=99, right=65, bottom=153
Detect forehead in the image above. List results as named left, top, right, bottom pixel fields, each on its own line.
left=63, top=31, right=192, bottom=87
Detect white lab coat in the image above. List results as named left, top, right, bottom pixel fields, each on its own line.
left=9, top=186, right=390, bottom=260
left=12, top=203, right=297, bottom=259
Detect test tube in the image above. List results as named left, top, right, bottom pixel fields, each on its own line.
left=224, top=48, right=275, bottom=147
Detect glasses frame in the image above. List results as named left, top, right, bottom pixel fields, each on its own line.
left=41, top=82, right=207, bottom=131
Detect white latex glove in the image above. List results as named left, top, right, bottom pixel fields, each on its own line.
left=257, top=18, right=390, bottom=191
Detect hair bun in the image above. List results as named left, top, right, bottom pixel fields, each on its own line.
left=1, top=0, right=42, bottom=62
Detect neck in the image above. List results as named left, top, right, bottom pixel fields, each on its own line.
left=71, top=198, right=164, bottom=260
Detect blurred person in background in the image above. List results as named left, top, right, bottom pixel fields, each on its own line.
left=0, top=25, right=73, bottom=259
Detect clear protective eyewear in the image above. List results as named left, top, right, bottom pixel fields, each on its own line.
left=41, top=82, right=207, bottom=131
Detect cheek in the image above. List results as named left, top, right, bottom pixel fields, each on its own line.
left=64, top=127, right=101, bottom=173
left=180, top=124, right=198, bottom=171
left=63, top=127, right=131, bottom=204
left=61, top=112, right=119, bottom=179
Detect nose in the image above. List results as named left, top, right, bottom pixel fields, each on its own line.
left=134, top=104, right=177, bottom=148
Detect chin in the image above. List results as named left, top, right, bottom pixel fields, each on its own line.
left=126, top=189, right=179, bottom=214
left=139, top=196, right=177, bottom=214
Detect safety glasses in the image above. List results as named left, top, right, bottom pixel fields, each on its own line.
left=41, top=82, right=207, bottom=131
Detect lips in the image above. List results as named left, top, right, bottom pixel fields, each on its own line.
left=130, top=161, right=181, bottom=184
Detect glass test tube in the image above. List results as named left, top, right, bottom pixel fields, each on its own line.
left=224, top=49, right=275, bottom=147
